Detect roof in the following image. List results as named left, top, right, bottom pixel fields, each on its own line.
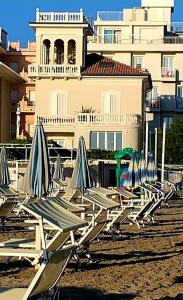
left=82, top=53, right=150, bottom=77
left=0, top=62, right=25, bottom=83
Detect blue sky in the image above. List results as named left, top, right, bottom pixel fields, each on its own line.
left=0, top=0, right=182, bottom=46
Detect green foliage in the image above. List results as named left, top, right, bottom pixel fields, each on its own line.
left=87, top=149, right=116, bottom=160
left=164, top=118, right=183, bottom=164
left=5, top=138, right=58, bottom=146
left=157, top=118, right=183, bottom=164
left=80, top=105, right=95, bottom=113
left=5, top=138, right=33, bottom=144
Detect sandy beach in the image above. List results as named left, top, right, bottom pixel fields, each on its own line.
left=0, top=198, right=183, bottom=300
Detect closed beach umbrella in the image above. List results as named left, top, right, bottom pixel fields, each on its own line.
left=124, top=151, right=140, bottom=188
left=147, top=154, right=157, bottom=182
left=70, top=136, right=92, bottom=194
left=139, top=150, right=146, bottom=184
left=0, top=147, right=10, bottom=186
left=147, top=154, right=158, bottom=181
left=53, top=155, right=63, bottom=180
left=21, top=122, right=52, bottom=197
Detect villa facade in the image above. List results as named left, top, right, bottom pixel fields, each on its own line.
left=0, top=8, right=152, bottom=151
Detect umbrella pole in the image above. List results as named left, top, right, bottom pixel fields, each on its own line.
left=145, top=121, right=149, bottom=167
left=161, top=122, right=166, bottom=182
left=154, top=128, right=158, bottom=169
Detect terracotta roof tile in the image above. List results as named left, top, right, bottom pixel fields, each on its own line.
left=82, top=53, right=148, bottom=76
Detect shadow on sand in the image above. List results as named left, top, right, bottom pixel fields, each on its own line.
left=60, top=286, right=136, bottom=300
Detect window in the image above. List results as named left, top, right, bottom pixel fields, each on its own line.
left=132, top=56, right=143, bottom=69
left=11, top=90, right=18, bottom=104
left=9, top=62, right=19, bottom=72
left=102, top=91, right=120, bottom=114
left=49, top=91, right=68, bottom=115
left=144, top=10, right=148, bottom=21
left=161, top=116, right=173, bottom=129
left=104, top=30, right=121, bottom=44
left=29, top=90, right=35, bottom=105
left=146, top=87, right=160, bottom=108
left=162, top=56, right=174, bottom=77
left=90, top=131, right=122, bottom=151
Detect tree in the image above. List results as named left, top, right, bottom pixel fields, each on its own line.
left=163, top=118, right=183, bottom=164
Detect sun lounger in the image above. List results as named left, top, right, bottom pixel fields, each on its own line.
left=88, top=187, right=118, bottom=199
left=0, top=245, right=75, bottom=300
left=0, top=200, right=88, bottom=265
left=143, top=197, right=164, bottom=224
left=0, top=185, right=18, bottom=201
left=74, top=210, right=109, bottom=264
left=127, top=200, right=155, bottom=228
left=0, top=199, right=17, bottom=230
left=82, top=193, right=135, bottom=238
left=139, top=184, right=160, bottom=202
left=45, top=196, right=86, bottom=213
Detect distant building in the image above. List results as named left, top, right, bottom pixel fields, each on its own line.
left=88, top=0, right=183, bottom=130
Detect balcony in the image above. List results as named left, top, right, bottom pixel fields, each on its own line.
left=171, top=22, right=183, bottom=33
left=36, top=9, right=84, bottom=23
left=37, top=113, right=141, bottom=128
left=146, top=98, right=160, bottom=112
left=176, top=97, right=183, bottom=111
left=161, top=67, right=176, bottom=80
left=28, top=64, right=81, bottom=78
left=97, top=11, right=123, bottom=21
left=88, top=34, right=183, bottom=45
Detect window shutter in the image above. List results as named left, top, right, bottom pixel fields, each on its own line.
left=50, top=92, right=58, bottom=115
left=110, top=93, right=120, bottom=114
left=101, top=92, right=110, bottom=113
left=57, top=92, right=67, bottom=115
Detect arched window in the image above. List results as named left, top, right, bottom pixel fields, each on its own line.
left=42, top=39, right=51, bottom=64
left=54, top=39, right=64, bottom=64
left=67, top=39, right=76, bottom=64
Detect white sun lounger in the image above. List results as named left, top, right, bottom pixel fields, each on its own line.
left=0, top=245, right=75, bottom=300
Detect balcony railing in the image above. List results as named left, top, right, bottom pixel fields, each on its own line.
left=36, top=9, right=84, bottom=23
left=97, top=11, right=123, bottom=21
left=28, top=64, right=81, bottom=77
left=146, top=98, right=160, bottom=111
left=37, top=113, right=141, bottom=127
left=88, top=34, right=183, bottom=45
left=176, top=98, right=183, bottom=109
left=161, top=67, right=176, bottom=78
left=171, top=22, right=183, bottom=33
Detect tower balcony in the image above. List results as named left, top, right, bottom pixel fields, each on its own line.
left=36, top=9, right=84, bottom=23
left=28, top=64, right=81, bottom=78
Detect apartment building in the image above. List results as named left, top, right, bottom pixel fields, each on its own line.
left=0, top=29, right=25, bottom=142
left=1, top=41, right=36, bottom=139
left=88, top=0, right=183, bottom=129
left=26, top=9, right=152, bottom=151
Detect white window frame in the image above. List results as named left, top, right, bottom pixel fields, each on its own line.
left=102, top=90, right=121, bottom=114
left=132, top=55, right=144, bottom=69
left=90, top=131, right=123, bottom=151
left=49, top=90, right=68, bottom=115
left=103, top=29, right=122, bottom=44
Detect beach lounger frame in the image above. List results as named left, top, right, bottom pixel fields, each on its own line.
left=0, top=245, right=75, bottom=300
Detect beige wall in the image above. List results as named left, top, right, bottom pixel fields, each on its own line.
left=35, top=77, right=143, bottom=116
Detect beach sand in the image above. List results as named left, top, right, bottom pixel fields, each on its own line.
left=0, top=198, right=183, bottom=299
